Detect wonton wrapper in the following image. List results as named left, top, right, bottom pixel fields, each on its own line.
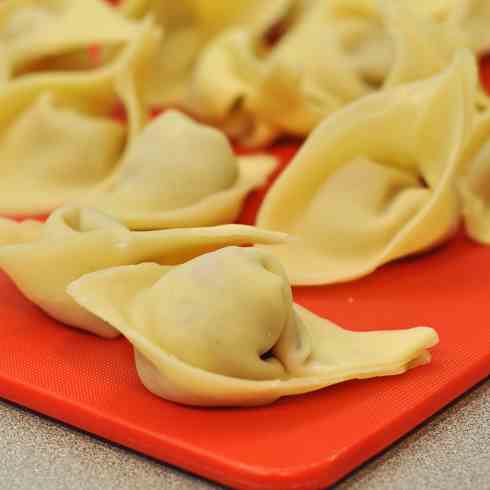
left=68, top=247, right=438, bottom=407
left=0, top=0, right=140, bottom=77
left=0, top=19, right=159, bottom=215
left=0, top=207, right=286, bottom=338
left=81, top=110, right=277, bottom=230
left=189, top=0, right=461, bottom=146
left=121, top=0, right=295, bottom=107
left=459, top=112, right=490, bottom=243
left=256, top=51, right=477, bottom=285
left=0, top=217, right=42, bottom=245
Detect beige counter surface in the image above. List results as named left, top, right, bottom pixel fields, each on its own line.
left=0, top=378, right=488, bottom=489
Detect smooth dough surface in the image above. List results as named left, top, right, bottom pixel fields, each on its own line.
left=448, top=0, right=490, bottom=55
left=459, top=112, right=490, bottom=243
left=0, top=0, right=140, bottom=77
left=0, top=19, right=159, bottom=215
left=256, top=51, right=477, bottom=285
left=81, top=110, right=277, bottom=230
left=188, top=0, right=462, bottom=146
left=120, top=0, right=294, bottom=106
left=68, top=247, right=438, bottom=407
left=0, top=206, right=286, bottom=338
left=0, top=217, right=42, bottom=245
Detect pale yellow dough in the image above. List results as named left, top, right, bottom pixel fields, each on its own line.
left=448, top=0, right=490, bottom=55
left=0, top=217, right=42, bottom=245
left=256, top=51, right=477, bottom=285
left=81, top=110, right=277, bottom=230
left=459, top=112, right=490, bottom=244
left=0, top=19, right=159, bottom=215
left=189, top=0, right=462, bottom=146
left=0, top=207, right=286, bottom=338
left=120, top=0, right=297, bottom=106
left=68, top=247, right=438, bottom=407
left=0, top=0, right=140, bottom=77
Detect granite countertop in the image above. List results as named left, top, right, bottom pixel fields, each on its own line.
left=0, top=378, right=488, bottom=490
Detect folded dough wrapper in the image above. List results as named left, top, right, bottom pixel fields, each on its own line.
left=0, top=217, right=42, bottom=245
left=188, top=0, right=463, bottom=146
left=119, top=0, right=295, bottom=106
left=0, top=206, right=287, bottom=338
left=0, top=19, right=159, bottom=215
left=68, top=247, right=438, bottom=407
left=80, top=110, right=277, bottom=230
left=256, top=50, right=477, bottom=285
left=459, top=112, right=490, bottom=244
left=0, top=0, right=141, bottom=77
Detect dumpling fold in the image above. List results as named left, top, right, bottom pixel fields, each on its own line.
left=0, top=217, right=42, bottom=245
left=0, top=19, right=159, bottom=215
left=80, top=110, right=277, bottom=230
left=0, top=206, right=287, bottom=338
left=0, top=0, right=141, bottom=77
left=188, top=0, right=463, bottom=146
left=459, top=112, right=490, bottom=243
left=68, top=247, right=438, bottom=407
left=256, top=51, right=477, bottom=285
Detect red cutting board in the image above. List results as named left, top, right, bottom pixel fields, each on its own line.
left=0, top=142, right=489, bottom=490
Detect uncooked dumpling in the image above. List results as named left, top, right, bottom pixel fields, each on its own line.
left=0, top=19, right=159, bottom=215
left=0, top=206, right=286, bottom=338
left=459, top=112, right=490, bottom=243
left=68, top=247, right=438, bottom=407
left=189, top=0, right=460, bottom=146
left=82, top=110, right=277, bottom=230
left=120, top=0, right=295, bottom=107
left=0, top=0, right=140, bottom=77
left=256, top=51, right=477, bottom=285
left=0, top=217, right=42, bottom=245
left=448, top=0, right=490, bottom=55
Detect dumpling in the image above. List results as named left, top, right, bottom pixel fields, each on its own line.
left=0, top=206, right=286, bottom=338
left=0, top=19, right=159, bottom=215
left=189, top=0, right=460, bottom=146
left=120, top=0, right=206, bottom=106
left=68, top=247, right=438, bottom=407
left=256, top=51, right=477, bottom=285
left=459, top=112, right=490, bottom=244
left=0, top=217, right=42, bottom=245
left=120, top=0, right=295, bottom=107
left=81, top=110, right=277, bottom=230
left=0, top=0, right=140, bottom=77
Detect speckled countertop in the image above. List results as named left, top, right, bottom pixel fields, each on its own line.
left=0, top=378, right=488, bottom=490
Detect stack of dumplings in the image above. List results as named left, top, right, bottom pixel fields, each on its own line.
left=1, top=0, right=490, bottom=407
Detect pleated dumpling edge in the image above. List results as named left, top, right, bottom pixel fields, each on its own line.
left=256, top=50, right=477, bottom=285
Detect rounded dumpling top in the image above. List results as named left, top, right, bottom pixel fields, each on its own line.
left=104, top=111, right=239, bottom=213
left=129, top=246, right=311, bottom=380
